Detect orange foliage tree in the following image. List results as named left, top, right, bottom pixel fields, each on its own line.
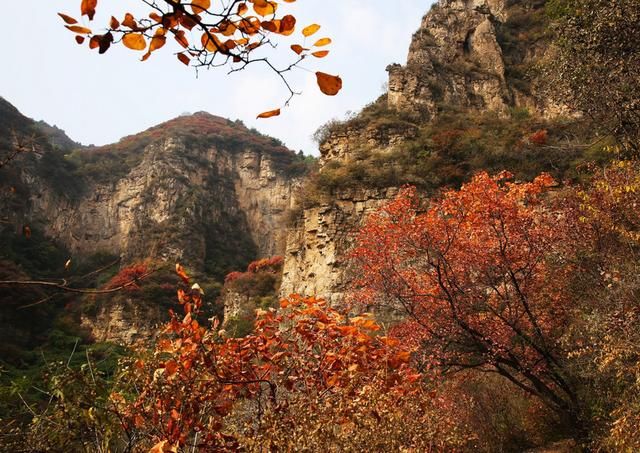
left=59, top=0, right=342, bottom=115
left=112, top=267, right=449, bottom=451
left=351, top=173, right=584, bottom=432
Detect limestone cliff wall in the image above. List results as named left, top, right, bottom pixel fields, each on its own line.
left=25, top=135, right=298, bottom=270
left=280, top=188, right=398, bottom=304
left=387, top=0, right=566, bottom=120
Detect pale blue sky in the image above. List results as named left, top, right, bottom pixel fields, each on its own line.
left=0, top=1, right=433, bottom=155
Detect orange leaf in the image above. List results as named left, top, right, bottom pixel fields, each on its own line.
left=65, top=25, right=92, bottom=34
left=257, top=108, right=281, bottom=119
left=302, top=24, right=320, bottom=37
left=191, top=0, right=211, bottom=14
left=174, top=30, right=189, bottom=48
left=316, top=72, right=342, bottom=96
left=122, top=33, right=146, bottom=51
left=291, top=44, right=305, bottom=55
left=312, top=50, right=329, bottom=58
left=278, top=15, right=296, bottom=35
left=58, top=13, right=78, bottom=25
left=313, top=37, right=332, bottom=47
left=80, top=0, right=97, bottom=20
left=237, top=3, right=249, bottom=15
left=164, top=360, right=178, bottom=376
left=122, top=13, right=137, bottom=29
left=150, top=34, right=167, bottom=52
left=201, top=32, right=223, bottom=52
left=253, top=0, right=277, bottom=17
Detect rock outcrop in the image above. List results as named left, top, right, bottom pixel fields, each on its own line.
left=387, top=0, right=559, bottom=119
left=280, top=187, right=398, bottom=303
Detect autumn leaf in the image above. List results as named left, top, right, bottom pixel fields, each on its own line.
left=191, top=0, right=211, bottom=14
left=291, top=44, right=305, bottom=55
left=278, top=15, right=296, bottom=35
left=313, top=37, right=332, bottom=47
left=257, top=108, right=281, bottom=119
left=177, top=53, right=190, bottom=65
left=58, top=13, right=78, bottom=25
left=122, top=33, right=146, bottom=50
left=80, top=0, right=97, bottom=20
left=312, top=50, right=329, bottom=58
left=65, top=25, right=92, bottom=34
left=316, top=72, right=342, bottom=96
left=253, top=0, right=278, bottom=17
left=302, top=23, right=321, bottom=37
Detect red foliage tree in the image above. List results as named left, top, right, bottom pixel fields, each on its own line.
left=351, top=173, right=583, bottom=430
left=105, top=263, right=149, bottom=291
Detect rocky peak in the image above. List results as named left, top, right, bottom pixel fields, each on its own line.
left=386, top=0, right=555, bottom=120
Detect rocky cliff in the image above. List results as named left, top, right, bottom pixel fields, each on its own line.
left=280, top=187, right=397, bottom=304
left=280, top=0, right=586, bottom=302
left=387, top=0, right=562, bottom=120
left=2, top=109, right=304, bottom=278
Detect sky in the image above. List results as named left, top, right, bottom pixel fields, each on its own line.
left=0, top=1, right=433, bottom=155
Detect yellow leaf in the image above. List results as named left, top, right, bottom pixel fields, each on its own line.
left=313, top=37, right=331, bottom=47
left=302, top=23, right=320, bottom=37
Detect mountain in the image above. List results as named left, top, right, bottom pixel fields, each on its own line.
left=0, top=102, right=310, bottom=345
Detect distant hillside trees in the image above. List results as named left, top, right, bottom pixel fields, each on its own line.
left=547, top=0, right=640, bottom=155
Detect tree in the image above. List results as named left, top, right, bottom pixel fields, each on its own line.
left=351, top=173, right=585, bottom=433
left=58, top=0, right=342, bottom=116
left=561, top=161, right=640, bottom=450
left=546, top=0, right=640, bottom=156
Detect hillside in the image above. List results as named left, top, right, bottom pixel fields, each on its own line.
left=1, top=0, right=638, bottom=450
left=280, top=0, right=606, bottom=301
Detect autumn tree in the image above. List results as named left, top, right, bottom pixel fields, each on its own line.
left=560, top=161, right=640, bottom=450
left=351, top=173, right=585, bottom=434
left=59, top=0, right=342, bottom=116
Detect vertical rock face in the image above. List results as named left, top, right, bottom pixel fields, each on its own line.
left=20, top=113, right=301, bottom=272
left=386, top=0, right=560, bottom=120
left=387, top=0, right=511, bottom=118
left=280, top=188, right=397, bottom=303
